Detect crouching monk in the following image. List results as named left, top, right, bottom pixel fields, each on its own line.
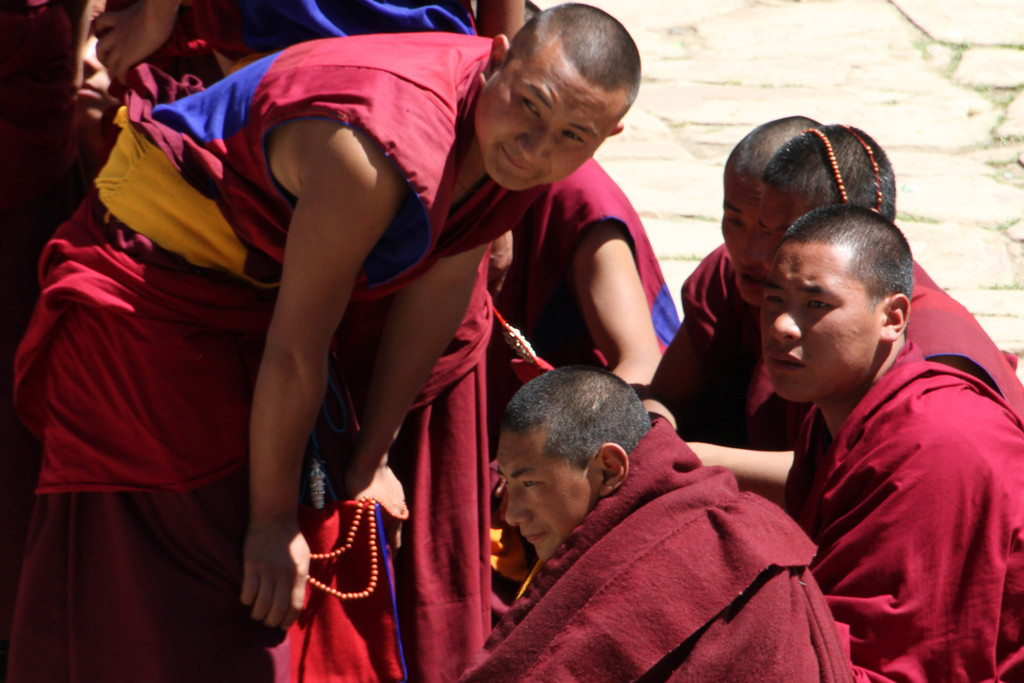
left=762, top=205, right=1024, bottom=680
left=460, top=366, right=852, bottom=682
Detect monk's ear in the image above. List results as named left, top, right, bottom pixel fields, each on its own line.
left=483, top=35, right=510, bottom=80
left=593, top=443, right=629, bottom=498
left=879, top=292, right=910, bottom=342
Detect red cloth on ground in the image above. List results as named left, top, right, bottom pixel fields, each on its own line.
left=681, top=246, right=1024, bottom=448
left=787, top=342, right=1024, bottom=682
left=0, top=2, right=81, bottom=641
left=460, top=420, right=853, bottom=682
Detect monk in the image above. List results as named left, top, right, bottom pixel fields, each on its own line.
left=460, top=366, right=851, bottom=682
left=485, top=156, right=679, bottom=615
left=8, top=5, right=640, bottom=681
left=762, top=204, right=1024, bottom=681
left=643, top=115, right=820, bottom=448
left=646, top=122, right=1024, bottom=500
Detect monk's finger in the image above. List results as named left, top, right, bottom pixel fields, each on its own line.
left=239, top=565, right=260, bottom=606
left=277, top=577, right=308, bottom=631
left=261, top=576, right=293, bottom=629
left=387, top=520, right=403, bottom=555
left=248, top=575, right=275, bottom=623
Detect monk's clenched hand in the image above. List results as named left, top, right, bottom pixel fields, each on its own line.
left=240, top=517, right=310, bottom=630
left=94, top=0, right=180, bottom=83
left=345, top=464, right=407, bottom=553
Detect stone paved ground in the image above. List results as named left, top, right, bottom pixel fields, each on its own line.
left=540, top=0, right=1024, bottom=381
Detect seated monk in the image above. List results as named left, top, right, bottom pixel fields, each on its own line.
left=460, top=366, right=852, bottom=682
left=8, top=5, right=639, bottom=681
left=762, top=204, right=1024, bottom=681
left=646, top=122, right=1024, bottom=502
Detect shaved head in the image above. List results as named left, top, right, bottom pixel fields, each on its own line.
left=763, top=124, right=897, bottom=221
left=781, top=204, right=913, bottom=302
left=507, top=3, right=641, bottom=113
left=727, top=116, right=821, bottom=180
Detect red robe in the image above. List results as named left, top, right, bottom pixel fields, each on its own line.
left=680, top=245, right=1024, bottom=448
left=0, top=0, right=80, bottom=642
left=787, top=343, right=1024, bottom=682
left=10, top=34, right=538, bottom=683
left=460, top=420, right=852, bottom=682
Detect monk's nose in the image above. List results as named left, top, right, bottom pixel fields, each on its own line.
left=769, top=310, right=800, bottom=340
left=741, top=230, right=776, bottom=271
left=517, top=127, right=549, bottom=161
left=503, top=495, right=529, bottom=526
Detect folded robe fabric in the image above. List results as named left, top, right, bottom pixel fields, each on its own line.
left=787, top=342, right=1024, bottom=682
left=460, top=420, right=852, bottom=682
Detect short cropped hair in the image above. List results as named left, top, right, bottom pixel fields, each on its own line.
left=726, top=115, right=821, bottom=180
left=780, top=204, right=914, bottom=302
left=508, top=3, right=641, bottom=112
left=763, top=124, right=897, bottom=221
left=501, top=366, right=651, bottom=470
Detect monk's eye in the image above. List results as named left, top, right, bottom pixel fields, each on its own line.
left=522, top=98, right=540, bottom=116
left=522, top=480, right=539, bottom=488
left=763, top=294, right=782, bottom=304
left=808, top=300, right=830, bottom=309
left=562, top=130, right=583, bottom=143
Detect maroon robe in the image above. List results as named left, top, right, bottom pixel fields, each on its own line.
left=681, top=245, right=1024, bottom=448
left=0, top=0, right=80, bottom=642
left=460, top=420, right=853, bottom=682
left=787, top=343, right=1024, bottom=681
left=10, top=34, right=539, bottom=682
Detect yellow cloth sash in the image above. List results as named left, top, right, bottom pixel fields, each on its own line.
left=516, top=560, right=545, bottom=600
left=95, top=106, right=276, bottom=288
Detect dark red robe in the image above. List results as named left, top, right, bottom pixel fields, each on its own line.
left=10, top=33, right=539, bottom=683
left=787, top=343, right=1024, bottom=681
left=0, top=0, right=80, bottom=643
left=680, top=245, right=1024, bottom=448
left=460, top=420, right=853, bottom=682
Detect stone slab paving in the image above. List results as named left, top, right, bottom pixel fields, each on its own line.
left=534, top=0, right=1024, bottom=381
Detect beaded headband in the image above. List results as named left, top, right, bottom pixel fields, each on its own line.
left=839, top=124, right=884, bottom=213
left=803, top=128, right=847, bottom=204
left=802, top=127, right=884, bottom=213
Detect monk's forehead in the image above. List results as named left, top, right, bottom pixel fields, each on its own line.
left=774, top=241, right=862, bottom=287
left=509, top=42, right=625, bottom=113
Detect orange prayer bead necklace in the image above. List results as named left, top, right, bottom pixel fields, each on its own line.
left=306, top=497, right=408, bottom=601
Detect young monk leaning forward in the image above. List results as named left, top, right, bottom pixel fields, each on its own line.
left=762, top=205, right=1024, bottom=681
left=460, top=366, right=852, bottom=682
left=8, top=5, right=639, bottom=681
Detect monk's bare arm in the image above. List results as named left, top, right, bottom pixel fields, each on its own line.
left=690, top=443, right=793, bottom=506
left=642, top=325, right=706, bottom=430
left=569, top=220, right=663, bottom=387
left=241, top=119, right=408, bottom=630
left=346, top=244, right=489, bottom=513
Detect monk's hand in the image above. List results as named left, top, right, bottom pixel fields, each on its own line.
left=240, top=516, right=310, bottom=631
left=345, top=463, right=407, bottom=553
left=94, top=0, right=181, bottom=83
